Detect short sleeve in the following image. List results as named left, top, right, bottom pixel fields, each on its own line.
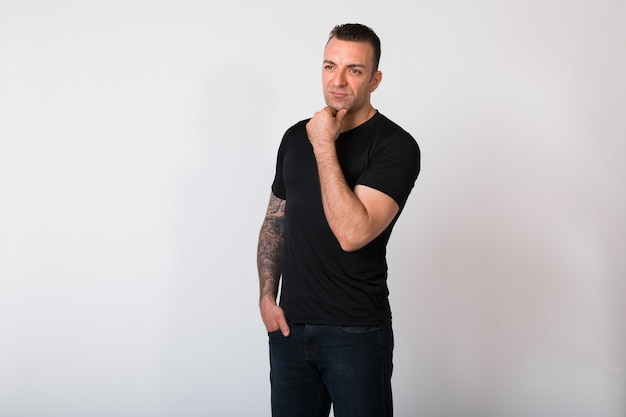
left=357, top=132, right=420, bottom=209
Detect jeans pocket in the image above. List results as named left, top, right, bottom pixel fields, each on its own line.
left=268, top=329, right=283, bottom=336
left=338, top=325, right=380, bottom=335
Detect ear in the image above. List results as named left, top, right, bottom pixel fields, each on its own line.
left=370, top=70, right=382, bottom=92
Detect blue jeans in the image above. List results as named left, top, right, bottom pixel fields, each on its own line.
left=268, top=322, right=394, bottom=417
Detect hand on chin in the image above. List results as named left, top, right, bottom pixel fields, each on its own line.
left=327, top=103, right=349, bottom=115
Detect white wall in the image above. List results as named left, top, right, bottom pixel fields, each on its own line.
left=0, top=1, right=624, bottom=416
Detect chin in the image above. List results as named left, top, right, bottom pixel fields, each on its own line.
left=325, top=98, right=348, bottom=112
left=327, top=103, right=349, bottom=113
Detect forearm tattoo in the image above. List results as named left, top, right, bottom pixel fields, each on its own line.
left=257, top=194, right=286, bottom=301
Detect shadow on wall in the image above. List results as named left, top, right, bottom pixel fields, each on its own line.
left=389, top=50, right=625, bottom=416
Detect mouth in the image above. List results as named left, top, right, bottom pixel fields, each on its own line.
left=330, top=91, right=348, bottom=99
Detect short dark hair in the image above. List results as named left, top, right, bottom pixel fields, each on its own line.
left=328, top=23, right=381, bottom=71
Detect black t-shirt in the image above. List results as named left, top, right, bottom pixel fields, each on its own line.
left=271, top=111, right=420, bottom=325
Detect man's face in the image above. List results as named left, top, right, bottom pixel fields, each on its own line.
left=322, top=38, right=381, bottom=115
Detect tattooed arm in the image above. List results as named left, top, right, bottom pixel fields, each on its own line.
left=257, top=192, right=290, bottom=336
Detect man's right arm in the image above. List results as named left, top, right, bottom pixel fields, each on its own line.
left=257, top=192, right=290, bottom=336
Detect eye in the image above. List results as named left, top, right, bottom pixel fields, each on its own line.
left=350, top=68, right=362, bottom=75
left=324, top=64, right=334, bottom=70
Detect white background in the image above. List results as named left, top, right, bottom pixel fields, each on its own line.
left=1, top=1, right=624, bottom=416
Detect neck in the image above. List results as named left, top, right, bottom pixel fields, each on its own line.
left=341, top=105, right=376, bottom=132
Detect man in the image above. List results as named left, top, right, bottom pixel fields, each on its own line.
left=257, top=23, right=420, bottom=417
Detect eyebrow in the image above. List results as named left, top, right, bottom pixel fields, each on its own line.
left=323, top=60, right=367, bottom=69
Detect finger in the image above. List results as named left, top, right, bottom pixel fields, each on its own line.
left=324, top=106, right=337, bottom=116
left=277, top=314, right=290, bottom=337
left=335, top=108, right=348, bottom=124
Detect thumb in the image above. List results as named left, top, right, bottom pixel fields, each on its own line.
left=278, top=317, right=290, bottom=337
left=335, top=108, right=348, bottom=124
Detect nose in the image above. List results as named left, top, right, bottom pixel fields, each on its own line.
left=332, top=71, right=347, bottom=86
